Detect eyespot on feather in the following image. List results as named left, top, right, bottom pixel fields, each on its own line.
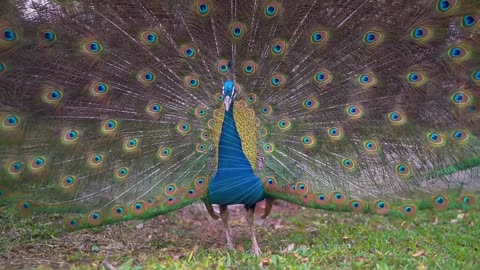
left=180, top=44, right=196, bottom=59
left=131, top=200, right=146, bottom=216
left=346, top=105, right=363, bottom=119
left=436, top=0, right=458, bottom=14
left=82, top=39, right=103, bottom=55
left=242, top=60, right=257, bottom=76
left=185, top=75, right=200, bottom=89
left=263, top=1, right=280, bottom=18
left=166, top=196, right=179, bottom=206
left=460, top=195, right=475, bottom=206
left=230, top=22, right=246, bottom=39
left=176, top=121, right=190, bottom=135
left=432, top=195, right=449, bottom=210
left=89, top=81, right=110, bottom=97
left=29, top=156, right=47, bottom=173
left=218, top=59, right=229, bottom=74
left=115, top=167, right=129, bottom=182
left=140, top=31, right=159, bottom=45
left=296, top=182, right=309, bottom=195
left=64, top=217, right=82, bottom=231
left=164, top=184, right=177, bottom=196
left=7, top=160, right=24, bottom=175
left=146, top=102, right=162, bottom=118
left=388, top=111, right=407, bottom=126
left=327, top=127, right=344, bottom=141
left=410, top=26, right=432, bottom=43
left=263, top=143, right=274, bottom=153
left=88, top=153, right=105, bottom=168
left=195, top=0, right=211, bottom=16
left=450, top=90, right=472, bottom=108
left=302, top=98, right=319, bottom=110
left=111, top=205, right=127, bottom=219
left=395, top=163, right=412, bottom=178
left=400, top=204, right=417, bottom=217
left=314, top=69, right=332, bottom=85
left=87, top=210, right=103, bottom=226
left=315, top=193, right=329, bottom=205
left=137, top=70, right=156, bottom=84
left=331, top=191, right=345, bottom=205
left=349, top=199, right=364, bottom=213
left=310, top=29, right=329, bottom=45
left=271, top=40, right=287, bottom=56
left=60, top=175, right=77, bottom=191
left=42, top=87, right=63, bottom=105
left=373, top=200, right=389, bottom=214
left=38, top=29, right=57, bottom=45
left=363, top=30, right=383, bottom=46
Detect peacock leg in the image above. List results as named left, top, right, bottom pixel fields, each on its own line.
left=245, top=204, right=262, bottom=256
left=204, top=202, right=219, bottom=220
left=261, top=197, right=274, bottom=219
left=220, top=205, right=235, bottom=250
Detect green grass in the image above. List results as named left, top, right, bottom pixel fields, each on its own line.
left=1, top=205, right=479, bottom=269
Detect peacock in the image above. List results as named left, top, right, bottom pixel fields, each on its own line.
left=1, top=0, right=480, bottom=256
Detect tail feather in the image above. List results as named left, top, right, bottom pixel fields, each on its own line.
left=1, top=0, right=480, bottom=232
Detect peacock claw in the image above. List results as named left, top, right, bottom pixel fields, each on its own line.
left=245, top=204, right=262, bottom=256
left=250, top=246, right=262, bottom=256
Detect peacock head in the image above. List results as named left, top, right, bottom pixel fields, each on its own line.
left=222, top=80, right=236, bottom=112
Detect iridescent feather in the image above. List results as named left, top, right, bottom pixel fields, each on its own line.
left=1, top=0, right=480, bottom=256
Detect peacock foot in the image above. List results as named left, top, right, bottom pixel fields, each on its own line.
left=249, top=245, right=262, bottom=256
left=226, top=234, right=235, bottom=251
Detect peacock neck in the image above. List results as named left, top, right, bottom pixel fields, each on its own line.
left=207, top=100, right=266, bottom=206
left=217, top=101, right=245, bottom=167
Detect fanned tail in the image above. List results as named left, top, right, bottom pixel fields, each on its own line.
left=0, top=0, right=233, bottom=230
left=1, top=0, right=480, bottom=232
left=237, top=0, right=480, bottom=216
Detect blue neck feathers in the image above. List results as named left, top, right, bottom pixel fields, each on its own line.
left=208, top=101, right=265, bottom=206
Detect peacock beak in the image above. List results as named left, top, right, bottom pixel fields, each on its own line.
left=224, top=95, right=232, bottom=112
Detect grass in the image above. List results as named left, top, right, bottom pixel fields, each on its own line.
left=1, top=203, right=479, bottom=269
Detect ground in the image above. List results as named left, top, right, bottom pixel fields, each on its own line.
left=1, top=200, right=479, bottom=269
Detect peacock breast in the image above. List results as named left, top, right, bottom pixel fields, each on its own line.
left=208, top=100, right=265, bottom=205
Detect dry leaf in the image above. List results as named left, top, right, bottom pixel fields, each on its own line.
left=236, top=243, right=245, bottom=252
left=298, top=244, right=308, bottom=250
left=432, top=217, right=439, bottom=225
left=172, top=253, right=185, bottom=260
left=282, top=243, right=295, bottom=253
left=273, top=223, right=284, bottom=229
left=412, top=249, right=426, bottom=257
left=259, top=257, right=272, bottom=267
